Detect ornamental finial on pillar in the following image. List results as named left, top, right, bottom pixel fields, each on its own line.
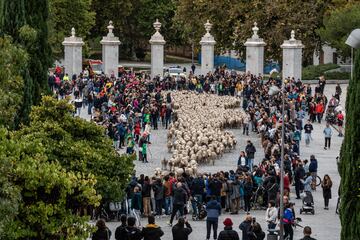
left=107, top=21, right=114, bottom=37
left=290, top=30, right=296, bottom=40
left=71, top=27, right=76, bottom=37
left=153, top=19, right=162, bottom=32
left=252, top=22, right=259, bottom=39
left=204, top=20, right=212, bottom=34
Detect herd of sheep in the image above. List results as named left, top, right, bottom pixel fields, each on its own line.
left=158, top=91, right=246, bottom=177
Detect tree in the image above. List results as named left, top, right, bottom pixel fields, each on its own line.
left=15, top=96, right=134, bottom=202
left=318, top=3, right=360, bottom=58
left=1, top=0, right=52, bottom=125
left=48, top=0, right=96, bottom=57
left=339, top=49, right=360, bottom=240
left=0, top=37, right=26, bottom=128
left=174, top=0, right=335, bottom=64
left=0, top=128, right=100, bottom=239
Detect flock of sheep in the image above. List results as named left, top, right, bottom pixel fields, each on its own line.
left=159, top=91, right=246, bottom=177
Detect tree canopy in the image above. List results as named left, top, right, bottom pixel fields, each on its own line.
left=318, top=2, right=360, bottom=58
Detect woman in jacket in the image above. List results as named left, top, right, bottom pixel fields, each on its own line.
left=265, top=200, right=277, bottom=229
left=321, top=174, right=332, bottom=210
left=217, top=218, right=239, bottom=240
left=92, top=219, right=111, bottom=240
left=243, top=175, right=253, bottom=214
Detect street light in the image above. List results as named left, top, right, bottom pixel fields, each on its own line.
left=345, top=29, right=360, bottom=80
left=268, top=84, right=285, bottom=240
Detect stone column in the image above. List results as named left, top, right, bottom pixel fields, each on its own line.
left=62, top=28, right=84, bottom=77
left=100, top=21, right=121, bottom=76
left=149, top=19, right=166, bottom=78
left=244, top=22, right=266, bottom=76
left=281, top=30, right=304, bottom=80
left=200, top=20, right=216, bottom=76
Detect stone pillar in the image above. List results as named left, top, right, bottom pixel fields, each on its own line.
left=149, top=19, right=166, bottom=78
left=100, top=21, right=121, bottom=76
left=244, top=22, right=266, bottom=76
left=281, top=30, right=304, bottom=80
left=62, top=28, right=84, bottom=77
left=200, top=20, right=216, bottom=75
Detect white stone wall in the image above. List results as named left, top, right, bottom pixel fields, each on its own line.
left=246, top=46, right=264, bottom=76
left=102, top=44, right=119, bottom=76
left=282, top=48, right=303, bottom=80
left=201, top=44, right=215, bottom=75
left=64, top=45, right=82, bottom=77
left=151, top=44, right=164, bottom=77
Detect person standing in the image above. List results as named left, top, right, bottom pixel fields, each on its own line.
left=239, top=215, right=253, bottom=240
left=300, top=226, right=317, bottom=240
left=336, top=111, right=344, bottom=137
left=245, top=140, right=256, bottom=172
left=125, top=217, right=142, bottom=240
left=315, top=101, right=325, bottom=123
left=169, top=182, right=187, bottom=226
left=205, top=195, right=222, bottom=240
left=303, top=120, right=314, bottom=146
left=283, top=203, right=294, bottom=240
left=142, top=215, right=164, bottom=240
left=265, top=200, right=278, bottom=230
left=321, top=174, right=332, bottom=210
left=309, top=155, right=318, bottom=189
left=92, top=219, right=111, bottom=240
left=142, top=176, right=152, bottom=217
left=243, top=175, right=253, bottom=214
left=323, top=123, right=332, bottom=150
left=131, top=186, right=142, bottom=226
left=172, top=217, right=192, bottom=240
left=152, top=179, right=165, bottom=217
left=295, top=163, right=305, bottom=199
left=217, top=218, right=239, bottom=240
left=115, top=215, right=128, bottom=240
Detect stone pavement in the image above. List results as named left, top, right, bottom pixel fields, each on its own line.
left=85, top=84, right=346, bottom=240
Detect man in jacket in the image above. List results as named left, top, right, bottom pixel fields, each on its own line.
left=208, top=174, right=222, bottom=202
left=206, top=196, right=222, bottom=240
left=169, top=182, right=187, bottom=226
left=323, top=123, right=332, bottom=150
left=172, top=217, right=192, bottom=240
left=245, top=140, right=256, bottom=171
left=217, top=218, right=239, bottom=240
left=300, top=226, right=317, bottom=240
left=125, top=217, right=142, bottom=240
left=294, top=162, right=305, bottom=199
left=115, top=215, right=127, bottom=240
left=141, top=215, right=164, bottom=240
left=190, top=174, right=205, bottom=216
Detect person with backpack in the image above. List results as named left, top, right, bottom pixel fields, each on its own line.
left=115, top=215, right=128, bottom=240
left=283, top=203, right=294, bottom=240
left=206, top=195, right=222, bottom=240
left=92, top=219, right=111, bottom=240
left=141, top=215, right=164, bottom=240
left=125, top=217, right=143, bottom=240
left=217, top=218, right=239, bottom=240
left=172, top=217, right=192, bottom=240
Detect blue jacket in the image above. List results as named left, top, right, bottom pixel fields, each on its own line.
left=206, top=200, right=221, bottom=221
left=309, top=159, right=318, bottom=173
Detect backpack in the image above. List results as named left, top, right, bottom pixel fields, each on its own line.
left=283, top=208, right=293, bottom=224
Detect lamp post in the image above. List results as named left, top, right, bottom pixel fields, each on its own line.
left=345, top=29, right=360, bottom=78
left=268, top=84, right=285, bottom=240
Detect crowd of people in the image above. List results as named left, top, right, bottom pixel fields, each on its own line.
left=48, top=65, right=342, bottom=240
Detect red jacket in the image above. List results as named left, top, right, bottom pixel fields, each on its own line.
left=315, top=103, right=324, bottom=114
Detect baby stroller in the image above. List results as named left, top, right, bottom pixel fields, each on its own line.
left=192, top=200, right=207, bottom=221
left=251, top=185, right=266, bottom=210
left=300, top=191, right=315, bottom=215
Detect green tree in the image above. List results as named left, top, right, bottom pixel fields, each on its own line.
left=0, top=128, right=100, bottom=239
left=175, top=0, right=334, bottom=63
left=1, top=0, right=52, bottom=125
left=48, top=0, right=96, bottom=57
left=318, top=3, right=360, bottom=58
left=0, top=37, right=26, bottom=128
left=339, top=49, right=360, bottom=240
left=15, top=96, right=134, bottom=201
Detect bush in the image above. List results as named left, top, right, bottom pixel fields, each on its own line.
left=302, top=64, right=339, bottom=80
left=324, top=71, right=350, bottom=80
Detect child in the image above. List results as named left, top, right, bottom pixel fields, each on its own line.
left=126, top=136, right=135, bottom=155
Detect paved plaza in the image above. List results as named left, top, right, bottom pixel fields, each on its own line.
left=86, top=84, right=346, bottom=240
